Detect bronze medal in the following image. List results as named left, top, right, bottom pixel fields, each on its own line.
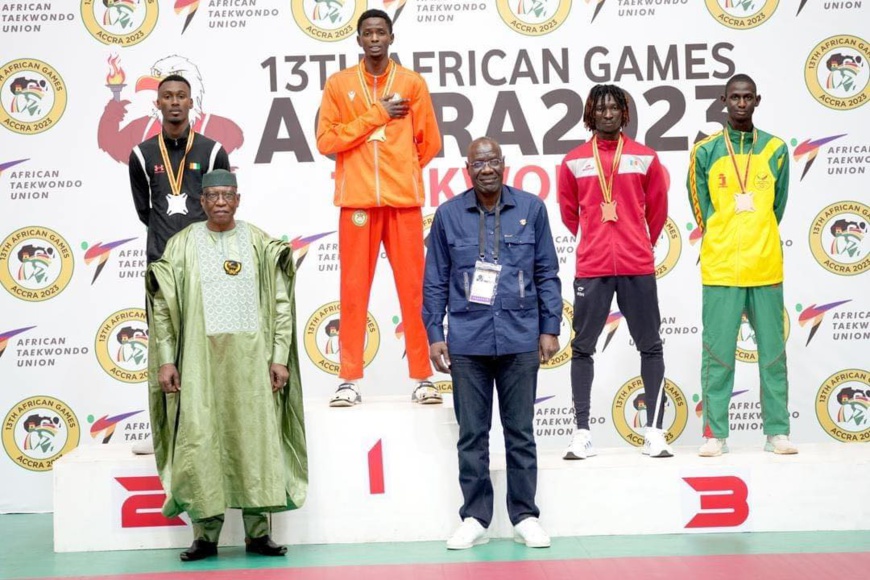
left=592, top=134, right=624, bottom=225
left=601, top=200, right=619, bottom=222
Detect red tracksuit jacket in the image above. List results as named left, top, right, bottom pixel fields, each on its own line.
left=557, top=135, right=668, bottom=277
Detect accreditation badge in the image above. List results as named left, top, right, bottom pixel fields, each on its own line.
left=469, top=260, right=502, bottom=305
left=166, top=192, right=189, bottom=216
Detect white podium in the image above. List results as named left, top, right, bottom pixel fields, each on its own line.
left=53, top=397, right=870, bottom=552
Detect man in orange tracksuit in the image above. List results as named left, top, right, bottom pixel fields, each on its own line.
left=316, top=8, right=442, bottom=407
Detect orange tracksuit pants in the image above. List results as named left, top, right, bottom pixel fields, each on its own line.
left=338, top=207, right=432, bottom=381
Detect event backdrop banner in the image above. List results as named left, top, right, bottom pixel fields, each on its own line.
left=1, top=0, right=868, bottom=512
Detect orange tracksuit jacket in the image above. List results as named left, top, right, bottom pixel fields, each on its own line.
left=316, top=61, right=441, bottom=207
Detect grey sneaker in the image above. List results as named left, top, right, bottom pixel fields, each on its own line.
left=329, top=382, right=361, bottom=407
left=412, top=380, right=443, bottom=404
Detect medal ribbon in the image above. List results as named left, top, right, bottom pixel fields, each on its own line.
left=592, top=134, right=624, bottom=204
left=356, top=59, right=397, bottom=109
left=158, top=130, right=196, bottom=196
left=722, top=125, right=757, bottom=194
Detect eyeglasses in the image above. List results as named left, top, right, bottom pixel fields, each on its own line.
left=203, top=191, right=237, bottom=202
left=470, top=158, right=504, bottom=170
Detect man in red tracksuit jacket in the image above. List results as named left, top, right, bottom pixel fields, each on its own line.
left=557, top=84, right=671, bottom=460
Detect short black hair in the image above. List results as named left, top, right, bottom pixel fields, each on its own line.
left=357, top=9, right=392, bottom=34
left=158, top=74, right=191, bottom=91
left=725, top=73, right=756, bottom=94
left=583, top=84, right=631, bottom=132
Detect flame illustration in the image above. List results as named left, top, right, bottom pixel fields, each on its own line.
left=106, top=54, right=126, bottom=85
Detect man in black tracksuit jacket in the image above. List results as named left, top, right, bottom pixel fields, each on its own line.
left=128, top=74, right=230, bottom=264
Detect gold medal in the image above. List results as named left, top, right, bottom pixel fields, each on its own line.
left=356, top=60, right=397, bottom=143
left=223, top=260, right=241, bottom=276
left=368, top=125, right=387, bottom=143
left=592, top=134, right=624, bottom=224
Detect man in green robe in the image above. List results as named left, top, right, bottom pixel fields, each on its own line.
left=146, top=169, right=307, bottom=561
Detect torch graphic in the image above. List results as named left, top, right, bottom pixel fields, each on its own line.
left=106, top=54, right=127, bottom=101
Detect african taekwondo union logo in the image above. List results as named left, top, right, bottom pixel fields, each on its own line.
left=0, top=227, right=74, bottom=302
left=2, top=396, right=81, bottom=472
left=82, top=238, right=137, bottom=284
left=805, top=35, right=870, bottom=111
left=88, top=410, right=144, bottom=444
left=292, top=0, right=366, bottom=42
left=0, top=59, right=67, bottom=135
left=81, top=0, right=159, bottom=47
left=497, top=0, right=571, bottom=36
left=791, top=134, right=847, bottom=181
left=795, top=300, right=852, bottom=345
left=705, top=0, right=778, bottom=29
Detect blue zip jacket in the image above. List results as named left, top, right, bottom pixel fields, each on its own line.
left=423, top=186, right=562, bottom=356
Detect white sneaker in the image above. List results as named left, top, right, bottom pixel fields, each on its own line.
left=764, top=434, right=798, bottom=455
left=698, top=438, right=729, bottom=457
left=329, top=382, right=361, bottom=407
left=446, top=518, right=488, bottom=550
left=563, top=429, right=596, bottom=460
left=513, top=517, right=551, bottom=548
left=642, top=427, right=674, bottom=458
left=132, top=440, right=154, bottom=455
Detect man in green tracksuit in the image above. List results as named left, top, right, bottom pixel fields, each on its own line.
left=687, top=74, right=798, bottom=457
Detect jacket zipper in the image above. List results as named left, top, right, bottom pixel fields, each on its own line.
left=737, top=131, right=744, bottom=286
left=373, top=75, right=381, bottom=206
left=518, top=270, right=525, bottom=298
left=463, top=272, right=470, bottom=301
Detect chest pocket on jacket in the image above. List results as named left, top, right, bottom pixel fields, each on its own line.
left=503, top=233, right=535, bottom=268
left=448, top=237, right=479, bottom=262
left=448, top=237, right=482, bottom=310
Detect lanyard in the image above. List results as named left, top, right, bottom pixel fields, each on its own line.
left=158, top=130, right=196, bottom=196
left=356, top=59, right=396, bottom=107
left=592, top=134, right=624, bottom=204
left=477, top=200, right=501, bottom=264
left=722, top=125, right=757, bottom=194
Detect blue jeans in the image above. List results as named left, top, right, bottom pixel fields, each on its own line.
left=450, top=350, right=540, bottom=527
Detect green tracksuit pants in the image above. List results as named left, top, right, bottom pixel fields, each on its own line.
left=192, top=509, right=270, bottom=543
left=701, top=285, right=790, bottom=438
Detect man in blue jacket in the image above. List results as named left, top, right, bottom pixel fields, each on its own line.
left=424, top=137, right=562, bottom=550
